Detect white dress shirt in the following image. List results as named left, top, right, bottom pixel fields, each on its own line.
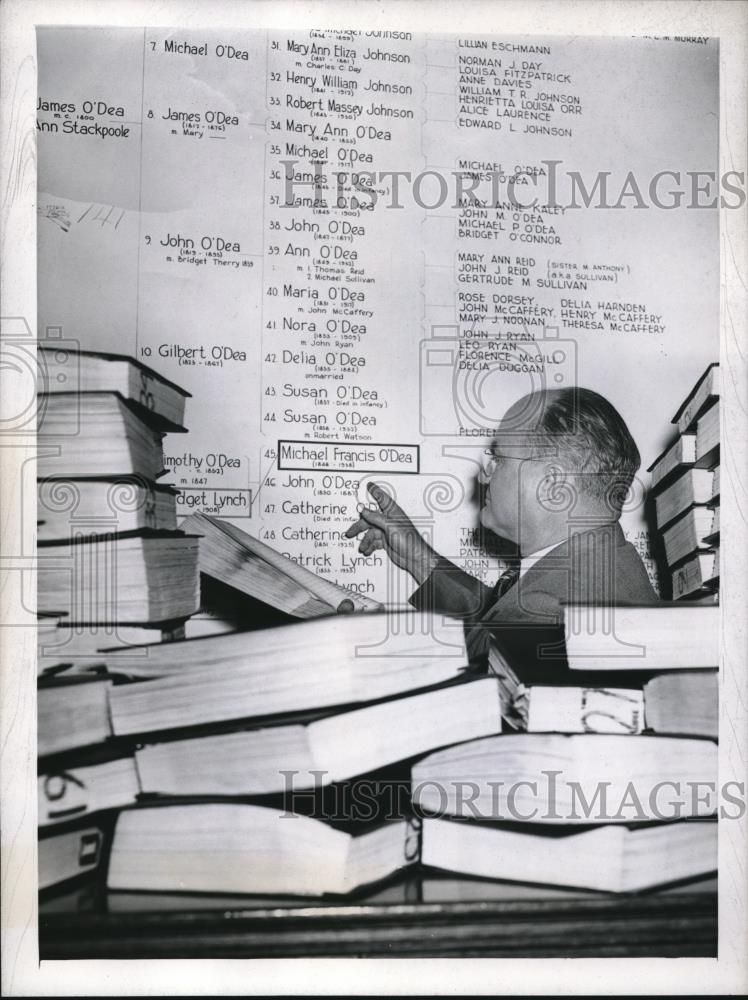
left=518, top=540, right=565, bottom=578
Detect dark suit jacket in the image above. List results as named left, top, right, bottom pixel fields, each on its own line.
left=409, top=521, right=659, bottom=680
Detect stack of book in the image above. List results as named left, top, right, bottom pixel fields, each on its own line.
left=37, top=347, right=200, bottom=887
left=38, top=610, right=498, bottom=891
left=435, top=602, right=720, bottom=893
left=648, top=363, right=720, bottom=601
left=37, top=346, right=200, bottom=629
left=39, top=599, right=719, bottom=899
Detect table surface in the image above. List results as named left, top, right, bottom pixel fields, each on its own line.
left=39, top=871, right=718, bottom=959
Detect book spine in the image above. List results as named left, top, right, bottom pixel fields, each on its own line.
left=39, top=826, right=107, bottom=891
left=39, top=757, right=141, bottom=827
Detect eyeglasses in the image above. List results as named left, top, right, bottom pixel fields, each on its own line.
left=480, top=447, right=546, bottom=482
left=481, top=448, right=501, bottom=481
left=480, top=448, right=523, bottom=481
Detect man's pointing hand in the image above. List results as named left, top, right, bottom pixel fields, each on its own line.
left=344, top=482, right=438, bottom=584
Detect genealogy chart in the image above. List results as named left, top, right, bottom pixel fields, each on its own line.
left=37, top=28, right=719, bottom=601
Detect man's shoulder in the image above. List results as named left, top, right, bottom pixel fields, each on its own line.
left=488, top=523, right=658, bottom=623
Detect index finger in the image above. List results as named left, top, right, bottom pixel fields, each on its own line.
left=367, top=481, right=396, bottom=513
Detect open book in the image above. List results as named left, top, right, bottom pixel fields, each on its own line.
left=412, top=733, right=717, bottom=823
left=105, top=802, right=717, bottom=897
left=97, top=612, right=469, bottom=734
left=108, top=804, right=412, bottom=896
left=421, top=817, right=717, bottom=895
left=180, top=512, right=382, bottom=618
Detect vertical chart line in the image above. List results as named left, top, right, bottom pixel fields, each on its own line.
left=134, top=27, right=147, bottom=357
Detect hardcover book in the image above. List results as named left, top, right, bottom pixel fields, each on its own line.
left=106, top=611, right=469, bottom=734
left=562, top=604, right=718, bottom=671
left=38, top=478, right=178, bottom=542
left=673, top=363, right=719, bottom=436
left=38, top=393, right=166, bottom=481
left=38, top=345, right=190, bottom=431
left=37, top=532, right=200, bottom=624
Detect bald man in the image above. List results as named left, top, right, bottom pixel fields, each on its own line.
left=345, top=387, right=658, bottom=674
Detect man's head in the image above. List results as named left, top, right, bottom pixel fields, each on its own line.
left=479, top=387, right=641, bottom=550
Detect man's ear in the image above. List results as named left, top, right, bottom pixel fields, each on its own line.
left=536, top=462, right=577, bottom=514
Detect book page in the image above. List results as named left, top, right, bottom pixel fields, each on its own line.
left=37, top=28, right=719, bottom=605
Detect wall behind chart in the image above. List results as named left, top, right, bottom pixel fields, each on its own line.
left=37, top=27, right=719, bottom=601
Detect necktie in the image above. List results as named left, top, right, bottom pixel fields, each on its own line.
left=489, top=565, right=520, bottom=605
